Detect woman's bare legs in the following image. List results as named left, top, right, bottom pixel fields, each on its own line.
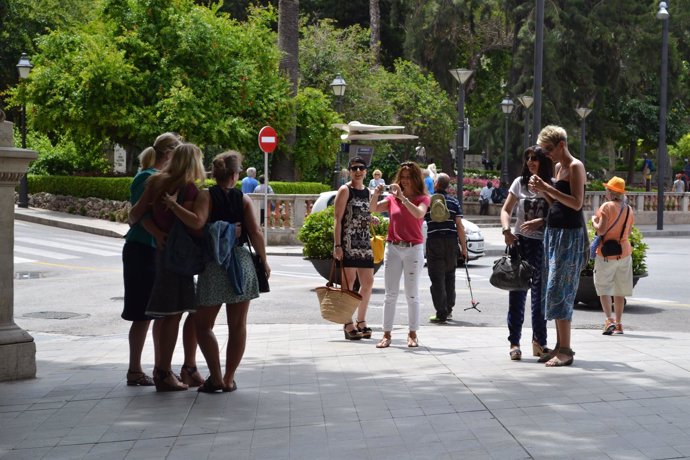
left=156, top=314, right=182, bottom=372
left=128, top=320, right=150, bottom=373
left=182, top=313, right=198, bottom=368
left=546, top=319, right=572, bottom=366
left=354, top=267, right=374, bottom=326
left=195, top=305, right=223, bottom=386
left=223, top=301, right=250, bottom=388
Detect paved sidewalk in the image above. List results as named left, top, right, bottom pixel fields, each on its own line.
left=6, top=206, right=690, bottom=459
left=2, top=325, right=690, bottom=459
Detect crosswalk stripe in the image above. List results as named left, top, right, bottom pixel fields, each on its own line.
left=14, top=245, right=79, bottom=260
left=15, top=237, right=121, bottom=257
left=14, top=256, right=35, bottom=264
left=52, top=237, right=124, bottom=251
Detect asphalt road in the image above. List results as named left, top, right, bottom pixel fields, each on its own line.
left=12, top=221, right=690, bottom=338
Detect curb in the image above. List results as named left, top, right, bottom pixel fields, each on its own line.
left=14, top=212, right=125, bottom=239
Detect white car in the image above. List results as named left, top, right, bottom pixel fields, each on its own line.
left=310, top=190, right=485, bottom=261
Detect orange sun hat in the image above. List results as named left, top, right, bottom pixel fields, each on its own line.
left=604, top=176, right=625, bottom=194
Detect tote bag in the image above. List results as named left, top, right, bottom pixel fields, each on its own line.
left=316, top=260, right=362, bottom=324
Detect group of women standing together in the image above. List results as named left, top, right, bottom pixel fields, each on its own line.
left=122, top=133, right=269, bottom=393
left=336, top=124, right=633, bottom=369
left=501, top=125, right=634, bottom=367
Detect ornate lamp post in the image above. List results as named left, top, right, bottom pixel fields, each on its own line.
left=500, top=96, right=515, bottom=185
left=575, top=107, right=592, bottom=165
left=330, top=74, right=347, bottom=190
left=518, top=95, right=534, bottom=151
left=16, top=53, right=33, bottom=208
left=656, top=1, right=669, bottom=230
left=449, top=68, right=473, bottom=207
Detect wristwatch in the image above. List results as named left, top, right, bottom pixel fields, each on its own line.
left=502, top=227, right=511, bottom=235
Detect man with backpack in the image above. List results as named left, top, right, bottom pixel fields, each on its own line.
left=425, top=173, right=468, bottom=323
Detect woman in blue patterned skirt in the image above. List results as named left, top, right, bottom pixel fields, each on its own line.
left=528, top=125, right=587, bottom=367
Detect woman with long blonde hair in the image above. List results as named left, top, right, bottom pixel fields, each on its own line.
left=129, top=142, right=207, bottom=391
left=162, top=151, right=270, bottom=393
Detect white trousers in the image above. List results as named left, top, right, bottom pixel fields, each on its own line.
left=382, top=243, right=425, bottom=332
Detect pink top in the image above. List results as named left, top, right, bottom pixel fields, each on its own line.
left=152, top=182, right=200, bottom=232
left=385, top=194, right=430, bottom=244
left=595, top=201, right=634, bottom=258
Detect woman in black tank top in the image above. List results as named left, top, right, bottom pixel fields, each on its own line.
left=529, top=125, right=587, bottom=368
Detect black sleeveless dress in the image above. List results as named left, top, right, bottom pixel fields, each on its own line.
left=340, top=186, right=374, bottom=268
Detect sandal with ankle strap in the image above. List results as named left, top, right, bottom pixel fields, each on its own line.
left=545, top=347, right=575, bottom=367
left=197, top=378, right=224, bottom=393
left=376, top=336, right=391, bottom=348
left=126, top=370, right=154, bottom=386
left=180, top=365, right=205, bottom=387
left=343, top=322, right=363, bottom=340
left=154, top=370, right=188, bottom=392
left=356, top=320, right=372, bottom=339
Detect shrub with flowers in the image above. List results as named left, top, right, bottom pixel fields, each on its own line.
left=446, top=170, right=500, bottom=201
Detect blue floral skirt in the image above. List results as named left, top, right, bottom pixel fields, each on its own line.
left=541, top=226, right=586, bottom=321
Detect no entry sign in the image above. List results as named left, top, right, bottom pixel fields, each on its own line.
left=258, top=126, right=278, bottom=153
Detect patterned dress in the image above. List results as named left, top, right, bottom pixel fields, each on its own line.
left=541, top=180, right=586, bottom=321
left=340, top=186, right=374, bottom=268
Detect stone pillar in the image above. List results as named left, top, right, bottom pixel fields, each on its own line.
left=0, top=119, right=37, bottom=381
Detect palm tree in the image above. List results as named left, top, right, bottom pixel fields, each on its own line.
left=276, top=0, right=299, bottom=181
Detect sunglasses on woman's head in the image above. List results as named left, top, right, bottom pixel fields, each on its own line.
left=350, top=165, right=366, bottom=172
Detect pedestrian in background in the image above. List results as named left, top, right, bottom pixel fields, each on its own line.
left=241, top=167, right=258, bottom=194
left=423, top=168, right=434, bottom=194
left=479, top=181, right=493, bottom=215
left=333, top=157, right=376, bottom=341
left=254, top=175, right=275, bottom=227
left=529, top=125, right=587, bottom=368
left=673, top=174, right=685, bottom=193
left=164, top=151, right=270, bottom=392
left=129, top=143, right=207, bottom=391
left=121, top=132, right=178, bottom=386
left=499, top=145, right=553, bottom=361
left=592, top=176, right=634, bottom=336
left=369, top=169, right=385, bottom=188
left=371, top=161, right=430, bottom=348
left=642, top=154, right=654, bottom=192
left=425, top=173, right=467, bottom=324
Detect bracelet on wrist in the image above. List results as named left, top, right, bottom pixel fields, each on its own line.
left=335, top=244, right=341, bottom=248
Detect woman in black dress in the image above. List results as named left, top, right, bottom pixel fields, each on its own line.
left=333, top=157, right=375, bottom=340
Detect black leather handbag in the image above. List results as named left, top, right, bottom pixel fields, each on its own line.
left=489, top=245, right=534, bottom=291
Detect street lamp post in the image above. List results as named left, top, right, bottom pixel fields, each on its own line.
left=16, top=53, right=33, bottom=208
left=330, top=74, right=347, bottom=190
left=518, top=95, right=534, bottom=151
left=656, top=1, right=669, bottom=230
left=500, top=96, right=515, bottom=185
left=449, top=68, right=473, bottom=207
left=533, top=0, right=545, bottom=136
left=575, top=107, right=593, bottom=165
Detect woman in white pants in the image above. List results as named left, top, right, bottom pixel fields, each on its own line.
left=370, top=161, right=430, bottom=348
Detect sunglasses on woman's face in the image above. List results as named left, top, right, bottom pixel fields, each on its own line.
left=526, top=156, right=540, bottom=162
left=350, top=165, right=366, bottom=172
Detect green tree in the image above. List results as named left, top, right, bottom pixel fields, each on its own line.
left=7, top=0, right=292, bottom=172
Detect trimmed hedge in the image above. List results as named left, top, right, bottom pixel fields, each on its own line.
left=26, top=175, right=330, bottom=200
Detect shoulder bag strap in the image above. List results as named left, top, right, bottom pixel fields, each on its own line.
left=602, top=203, right=626, bottom=237
left=616, top=206, right=630, bottom=242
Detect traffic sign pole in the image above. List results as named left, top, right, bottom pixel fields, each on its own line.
left=258, top=126, right=278, bottom=243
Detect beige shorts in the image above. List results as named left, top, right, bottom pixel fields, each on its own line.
left=593, top=254, right=633, bottom=296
